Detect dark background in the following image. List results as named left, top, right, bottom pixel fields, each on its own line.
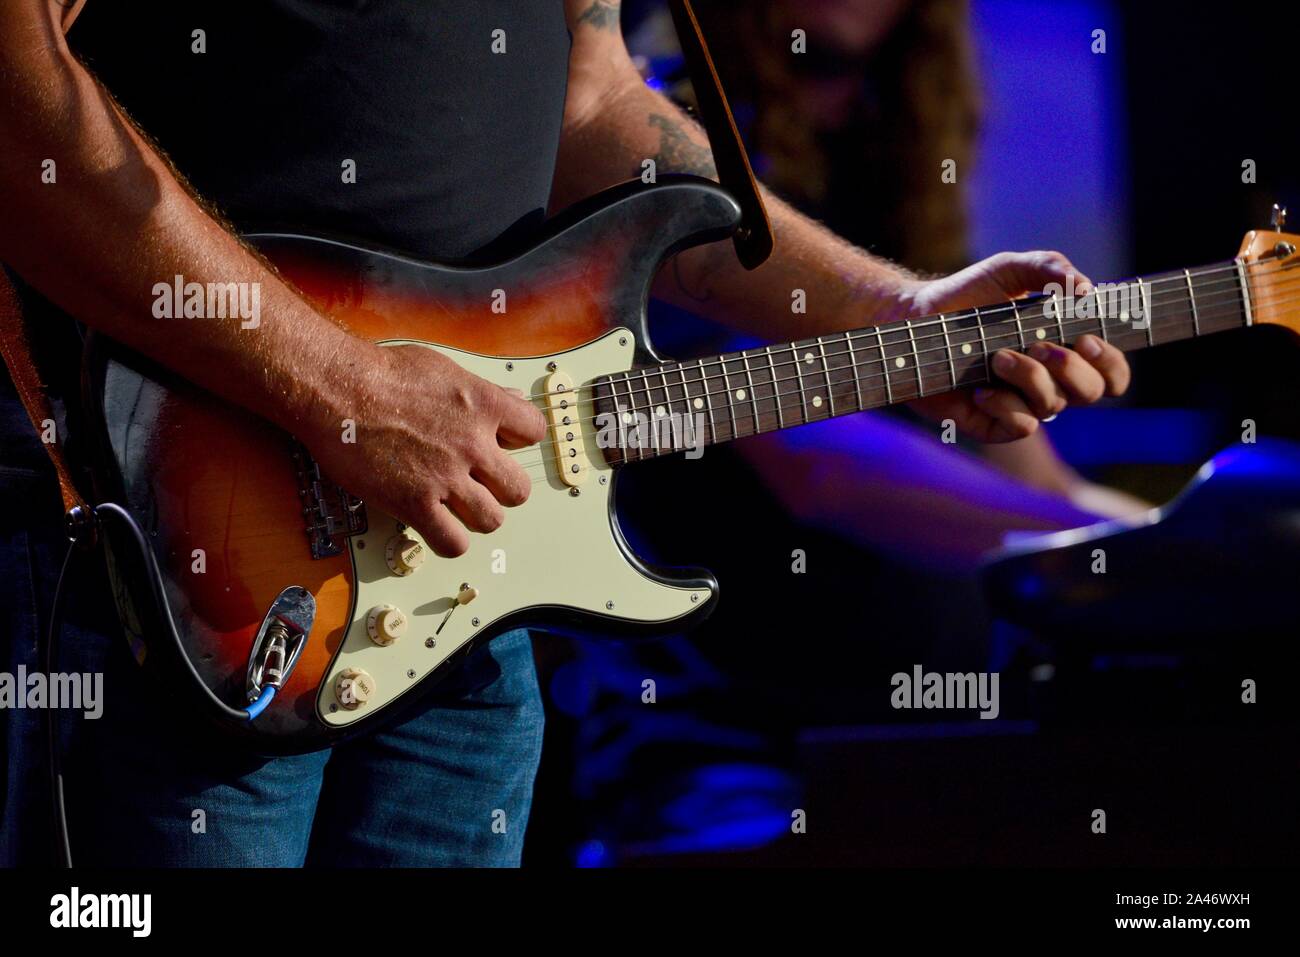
left=523, top=0, right=1300, bottom=867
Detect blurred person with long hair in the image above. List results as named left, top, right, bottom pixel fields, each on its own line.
left=545, top=0, right=1145, bottom=863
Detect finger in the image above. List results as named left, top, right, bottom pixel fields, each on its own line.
left=496, top=388, right=547, bottom=449
left=1026, top=341, right=1106, bottom=404
left=1074, top=334, right=1131, bottom=396
left=971, top=386, right=1040, bottom=441
left=445, top=481, right=506, bottom=535
left=412, top=500, right=470, bottom=559
left=990, top=349, right=1067, bottom=419
left=986, top=250, right=1093, bottom=299
left=472, top=446, right=532, bottom=508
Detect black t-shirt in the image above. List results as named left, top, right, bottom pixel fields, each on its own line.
left=71, top=0, right=571, bottom=259
left=2, top=0, right=571, bottom=476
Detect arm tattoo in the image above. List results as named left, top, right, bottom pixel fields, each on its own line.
left=576, top=0, right=621, bottom=31
left=647, top=115, right=722, bottom=302
left=648, top=113, right=718, bottom=179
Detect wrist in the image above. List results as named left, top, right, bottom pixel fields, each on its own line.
left=891, top=277, right=928, bottom=320
left=279, top=328, right=384, bottom=446
left=857, top=274, right=926, bottom=329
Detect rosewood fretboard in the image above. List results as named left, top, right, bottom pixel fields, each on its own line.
left=592, top=259, right=1253, bottom=463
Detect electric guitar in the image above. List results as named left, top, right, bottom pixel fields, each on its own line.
left=82, top=176, right=1300, bottom=752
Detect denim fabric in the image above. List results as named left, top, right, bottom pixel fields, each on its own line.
left=0, top=466, right=544, bottom=867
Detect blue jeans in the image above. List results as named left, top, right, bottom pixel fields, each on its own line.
left=0, top=466, right=544, bottom=867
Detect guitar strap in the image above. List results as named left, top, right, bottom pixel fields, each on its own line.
left=667, top=0, right=774, bottom=269
left=0, top=0, right=768, bottom=528
left=0, top=271, right=87, bottom=517
left=0, top=6, right=91, bottom=524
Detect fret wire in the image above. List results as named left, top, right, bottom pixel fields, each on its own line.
left=1185, top=268, right=1201, bottom=337
left=874, top=326, right=894, bottom=405
left=718, top=357, right=738, bottom=440
left=974, top=306, right=991, bottom=383
left=1096, top=289, right=1110, bottom=342
left=659, top=365, right=675, bottom=450
left=696, top=358, right=718, bottom=444
left=741, top=349, right=761, bottom=435
left=792, top=343, right=810, bottom=422
left=906, top=319, right=923, bottom=396
left=1236, top=259, right=1254, bottom=326
left=676, top=364, right=697, bottom=445
left=598, top=378, right=625, bottom=467
left=640, top=369, right=658, bottom=453
left=619, top=372, right=640, bottom=462
left=1012, top=300, right=1027, bottom=351
left=816, top=336, right=836, bottom=417
left=845, top=330, right=865, bottom=410
left=631, top=371, right=648, bottom=463
left=764, top=346, right=785, bottom=429
left=1138, top=277, right=1155, bottom=347
left=1052, top=295, right=1066, bottom=344
left=935, top=314, right=956, bottom=390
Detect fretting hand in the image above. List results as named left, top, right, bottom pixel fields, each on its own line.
left=904, top=251, right=1131, bottom=442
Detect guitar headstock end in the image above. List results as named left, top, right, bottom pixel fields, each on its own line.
left=1239, top=204, right=1300, bottom=335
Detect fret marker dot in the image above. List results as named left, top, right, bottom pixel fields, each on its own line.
left=621, top=412, right=632, bottom=424
left=804, top=352, right=814, bottom=364
left=655, top=405, right=666, bottom=417
left=735, top=389, right=747, bottom=401
left=894, top=356, right=906, bottom=368
left=1035, top=328, right=1047, bottom=340
left=961, top=343, right=972, bottom=355
left=812, top=395, right=823, bottom=408
left=693, top=398, right=704, bottom=410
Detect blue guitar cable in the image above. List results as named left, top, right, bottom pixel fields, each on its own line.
left=44, top=503, right=280, bottom=868
left=244, top=686, right=277, bottom=721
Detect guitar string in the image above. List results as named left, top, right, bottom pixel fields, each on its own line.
left=512, top=274, right=1300, bottom=471
left=507, top=279, right=1300, bottom=477
left=518, top=265, right=1278, bottom=430
left=511, top=256, right=1287, bottom=406
left=511, top=260, right=1289, bottom=446
left=512, top=268, right=1299, bottom=456
left=517, top=261, right=1272, bottom=457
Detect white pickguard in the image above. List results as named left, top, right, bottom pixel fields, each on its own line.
left=316, top=328, right=712, bottom=727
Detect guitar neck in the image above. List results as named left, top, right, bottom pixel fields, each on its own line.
left=593, top=258, right=1253, bottom=463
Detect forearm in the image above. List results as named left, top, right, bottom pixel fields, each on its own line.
left=554, top=80, right=921, bottom=339
left=0, top=14, right=369, bottom=441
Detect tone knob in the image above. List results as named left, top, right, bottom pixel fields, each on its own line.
left=334, top=668, right=375, bottom=710
left=385, top=534, right=426, bottom=576
left=365, top=604, right=407, bottom=646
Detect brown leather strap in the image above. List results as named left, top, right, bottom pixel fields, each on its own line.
left=0, top=8, right=91, bottom=520
left=667, top=0, right=774, bottom=270
left=0, top=270, right=87, bottom=513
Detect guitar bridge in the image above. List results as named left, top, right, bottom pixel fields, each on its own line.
left=292, top=442, right=367, bottom=559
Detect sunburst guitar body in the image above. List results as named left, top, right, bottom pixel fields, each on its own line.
left=85, top=178, right=737, bottom=753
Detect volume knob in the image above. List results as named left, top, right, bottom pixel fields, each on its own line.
left=385, top=534, right=426, bottom=576
left=365, top=604, right=407, bottom=646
